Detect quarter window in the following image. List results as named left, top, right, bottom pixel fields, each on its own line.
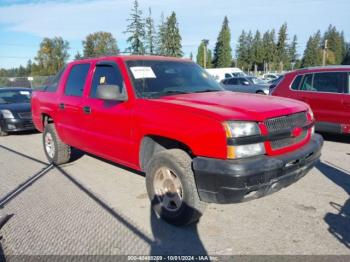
left=313, top=72, right=347, bottom=93
left=291, top=75, right=303, bottom=90
left=91, top=64, right=124, bottom=98
left=64, top=64, right=90, bottom=97
left=300, top=74, right=313, bottom=91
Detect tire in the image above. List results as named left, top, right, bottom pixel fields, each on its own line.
left=43, top=123, right=71, bottom=165
left=256, top=91, right=265, bottom=95
left=0, top=124, right=8, bottom=136
left=146, top=149, right=206, bottom=226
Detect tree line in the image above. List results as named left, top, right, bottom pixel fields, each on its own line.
left=0, top=0, right=349, bottom=78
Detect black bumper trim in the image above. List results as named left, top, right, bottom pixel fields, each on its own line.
left=0, top=118, right=35, bottom=132
left=193, top=134, right=323, bottom=204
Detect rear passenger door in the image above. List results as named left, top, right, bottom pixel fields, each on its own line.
left=56, top=63, right=91, bottom=148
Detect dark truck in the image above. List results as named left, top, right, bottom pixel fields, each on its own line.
left=31, top=56, right=323, bottom=225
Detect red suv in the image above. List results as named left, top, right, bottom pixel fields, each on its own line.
left=272, top=66, right=350, bottom=134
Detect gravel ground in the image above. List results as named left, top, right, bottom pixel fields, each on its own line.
left=0, top=131, right=349, bottom=256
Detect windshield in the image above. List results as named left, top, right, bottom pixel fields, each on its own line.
left=0, top=89, right=31, bottom=104
left=126, top=60, right=224, bottom=98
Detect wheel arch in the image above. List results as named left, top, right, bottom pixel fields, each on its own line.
left=139, top=135, right=194, bottom=172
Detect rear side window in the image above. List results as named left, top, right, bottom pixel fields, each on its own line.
left=313, top=72, right=347, bottom=93
left=90, top=64, right=124, bottom=98
left=291, top=75, right=303, bottom=90
left=300, top=74, right=313, bottom=91
left=45, top=67, right=65, bottom=92
left=64, top=64, right=90, bottom=97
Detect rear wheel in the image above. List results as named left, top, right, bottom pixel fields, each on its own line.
left=0, top=124, right=8, bottom=136
left=256, top=90, right=265, bottom=95
left=146, top=149, right=206, bottom=226
left=43, top=124, right=71, bottom=165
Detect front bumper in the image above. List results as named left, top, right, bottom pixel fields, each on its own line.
left=193, top=134, right=323, bottom=204
left=0, top=118, right=35, bottom=132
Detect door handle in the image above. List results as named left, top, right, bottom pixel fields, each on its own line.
left=83, top=106, right=92, bottom=114
left=59, top=103, right=65, bottom=109
left=342, top=101, right=350, bottom=107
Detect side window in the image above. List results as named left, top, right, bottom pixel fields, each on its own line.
left=45, top=67, right=65, bottom=92
left=228, top=78, right=237, bottom=85
left=225, top=73, right=232, bottom=79
left=90, top=64, right=124, bottom=98
left=291, top=75, right=303, bottom=90
left=64, top=64, right=90, bottom=97
left=313, top=72, right=347, bottom=93
left=300, top=74, right=314, bottom=91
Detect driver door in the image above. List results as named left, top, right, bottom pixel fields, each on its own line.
left=81, top=61, right=134, bottom=165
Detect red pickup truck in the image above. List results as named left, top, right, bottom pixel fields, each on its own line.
left=31, top=56, right=323, bottom=225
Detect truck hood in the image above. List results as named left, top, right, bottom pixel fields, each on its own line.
left=154, top=91, right=308, bottom=122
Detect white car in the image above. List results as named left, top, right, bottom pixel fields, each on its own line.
left=206, top=68, right=245, bottom=82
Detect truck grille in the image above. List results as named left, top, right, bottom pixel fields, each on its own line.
left=18, top=112, right=32, bottom=120
left=265, top=112, right=308, bottom=150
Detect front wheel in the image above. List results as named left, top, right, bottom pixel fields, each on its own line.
left=146, top=149, right=206, bottom=226
left=43, top=124, right=71, bottom=165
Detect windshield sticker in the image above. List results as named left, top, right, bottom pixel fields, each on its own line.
left=130, top=67, right=156, bottom=79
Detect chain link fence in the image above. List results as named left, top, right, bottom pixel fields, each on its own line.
left=0, top=76, right=53, bottom=89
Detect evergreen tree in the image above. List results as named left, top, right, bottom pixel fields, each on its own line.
left=163, top=12, right=183, bottom=57
left=262, top=30, right=276, bottom=71
left=302, top=31, right=322, bottom=67
left=196, top=42, right=212, bottom=68
left=245, top=30, right=254, bottom=70
left=83, top=32, right=119, bottom=58
left=213, top=16, right=232, bottom=68
left=124, top=0, right=145, bottom=54
left=156, top=13, right=167, bottom=55
left=342, top=42, right=350, bottom=65
left=288, top=35, right=298, bottom=63
left=323, top=25, right=347, bottom=64
left=145, top=8, right=156, bottom=54
left=287, top=35, right=299, bottom=69
left=251, top=30, right=264, bottom=70
left=236, top=30, right=249, bottom=70
left=276, top=23, right=289, bottom=71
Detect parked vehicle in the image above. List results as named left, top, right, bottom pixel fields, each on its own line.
left=206, top=68, right=245, bottom=82
left=0, top=87, right=34, bottom=136
left=263, top=73, right=279, bottom=81
left=271, top=66, right=350, bottom=135
left=268, top=75, right=284, bottom=94
left=221, top=76, right=270, bottom=95
left=31, top=56, right=323, bottom=226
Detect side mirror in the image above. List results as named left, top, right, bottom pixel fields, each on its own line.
left=96, top=85, right=127, bottom=101
left=243, top=81, right=250, bottom=86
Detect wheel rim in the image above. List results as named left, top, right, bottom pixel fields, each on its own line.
left=45, top=133, right=55, bottom=159
left=153, top=167, right=183, bottom=212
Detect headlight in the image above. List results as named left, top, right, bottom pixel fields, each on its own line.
left=224, top=121, right=265, bottom=159
left=0, top=109, right=14, bottom=119
left=224, top=121, right=261, bottom=138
